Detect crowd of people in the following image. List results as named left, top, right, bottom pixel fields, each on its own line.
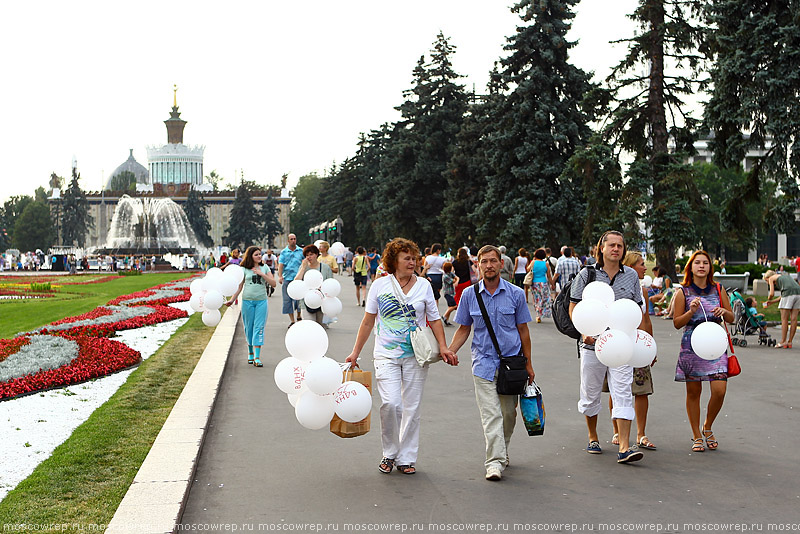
left=217, top=231, right=799, bottom=483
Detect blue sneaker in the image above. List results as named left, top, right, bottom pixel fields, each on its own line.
left=586, top=441, right=602, bottom=454
left=617, top=449, right=644, bottom=463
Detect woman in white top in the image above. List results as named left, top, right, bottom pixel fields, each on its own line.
left=514, top=248, right=529, bottom=287
left=346, top=238, right=458, bottom=476
left=422, top=242, right=447, bottom=303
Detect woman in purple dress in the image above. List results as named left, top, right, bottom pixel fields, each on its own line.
left=672, top=251, right=734, bottom=453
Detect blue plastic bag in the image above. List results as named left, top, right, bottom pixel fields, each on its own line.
left=520, top=381, right=545, bottom=436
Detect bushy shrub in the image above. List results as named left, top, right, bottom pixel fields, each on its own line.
left=118, top=270, right=142, bottom=276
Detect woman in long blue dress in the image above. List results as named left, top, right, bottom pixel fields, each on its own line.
left=672, top=251, right=734, bottom=453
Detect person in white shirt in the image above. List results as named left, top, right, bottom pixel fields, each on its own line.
left=346, top=238, right=457, bottom=476
left=423, top=242, right=447, bottom=303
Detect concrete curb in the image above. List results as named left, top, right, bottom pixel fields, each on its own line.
left=105, top=305, right=240, bottom=534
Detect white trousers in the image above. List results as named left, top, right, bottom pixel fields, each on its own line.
left=374, top=356, right=428, bottom=465
left=578, top=347, right=634, bottom=420
left=473, top=373, right=518, bottom=471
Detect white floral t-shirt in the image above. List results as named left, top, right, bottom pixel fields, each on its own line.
left=366, top=275, right=441, bottom=359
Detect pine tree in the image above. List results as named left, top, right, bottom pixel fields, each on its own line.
left=476, top=0, right=595, bottom=250
left=223, top=183, right=260, bottom=249
left=61, top=166, right=94, bottom=247
left=260, top=192, right=284, bottom=249
left=184, top=189, right=213, bottom=247
left=704, top=0, right=800, bottom=238
left=109, top=171, right=136, bottom=192
left=374, top=33, right=468, bottom=247
left=13, top=201, right=53, bottom=251
left=604, top=0, right=707, bottom=276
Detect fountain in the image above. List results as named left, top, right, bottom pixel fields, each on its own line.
left=101, top=195, right=199, bottom=255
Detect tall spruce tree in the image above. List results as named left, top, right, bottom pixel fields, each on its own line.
left=475, top=0, right=594, bottom=250
left=223, top=183, right=260, bottom=249
left=704, top=0, right=800, bottom=239
left=61, top=166, right=93, bottom=247
left=184, top=189, right=213, bottom=247
left=374, top=33, right=468, bottom=246
left=260, top=192, right=284, bottom=249
left=604, top=0, right=707, bottom=276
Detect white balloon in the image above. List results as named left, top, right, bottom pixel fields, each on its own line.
left=189, top=278, right=205, bottom=295
left=287, top=279, right=308, bottom=300
left=321, top=297, right=343, bottom=317
left=304, top=357, right=344, bottom=395
left=595, top=329, right=634, bottom=368
left=642, top=275, right=653, bottom=288
left=334, top=381, right=372, bottom=423
left=201, top=309, right=221, bottom=327
left=629, top=330, right=658, bottom=368
left=288, top=392, right=301, bottom=407
left=219, top=274, right=239, bottom=296
left=314, top=240, right=324, bottom=248
left=206, top=267, right=224, bottom=280
left=572, top=299, right=610, bottom=337
left=304, top=289, right=324, bottom=309
left=583, top=281, right=615, bottom=306
left=691, top=322, right=729, bottom=360
left=295, top=392, right=337, bottom=430
left=225, top=264, right=245, bottom=283
left=285, top=320, right=329, bottom=362
left=320, top=278, right=341, bottom=298
left=303, top=269, right=324, bottom=289
left=274, top=357, right=309, bottom=394
left=189, top=293, right=206, bottom=312
left=330, top=242, right=346, bottom=256
left=203, top=290, right=224, bottom=310
left=608, top=299, right=644, bottom=332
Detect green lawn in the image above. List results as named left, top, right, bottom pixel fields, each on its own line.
left=0, top=312, right=217, bottom=526
left=0, top=273, right=193, bottom=338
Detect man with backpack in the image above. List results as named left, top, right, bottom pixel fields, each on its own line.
left=567, top=231, right=648, bottom=464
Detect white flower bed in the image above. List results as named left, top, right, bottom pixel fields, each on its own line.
left=21, top=305, right=154, bottom=336
left=0, top=301, right=194, bottom=502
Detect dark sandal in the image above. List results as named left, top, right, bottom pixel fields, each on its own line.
left=378, top=457, right=395, bottom=474
left=702, top=429, right=718, bottom=450
left=253, top=358, right=263, bottom=367
left=396, top=465, right=416, bottom=475
left=691, top=437, right=705, bottom=452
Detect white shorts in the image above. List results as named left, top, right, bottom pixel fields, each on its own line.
left=779, top=294, right=800, bottom=310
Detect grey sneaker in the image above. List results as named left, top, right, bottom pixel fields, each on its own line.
left=485, top=467, right=502, bottom=481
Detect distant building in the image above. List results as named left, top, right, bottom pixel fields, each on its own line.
left=105, top=149, right=149, bottom=190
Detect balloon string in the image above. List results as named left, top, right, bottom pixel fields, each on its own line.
left=700, top=302, right=709, bottom=322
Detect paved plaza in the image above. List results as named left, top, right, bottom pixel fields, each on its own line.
left=180, top=273, right=800, bottom=531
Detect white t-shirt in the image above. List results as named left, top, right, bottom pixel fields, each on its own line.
left=652, top=276, right=664, bottom=290
left=425, top=254, right=446, bottom=275
left=366, top=275, right=441, bottom=359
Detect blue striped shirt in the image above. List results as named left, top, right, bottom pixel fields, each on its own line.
left=454, top=279, right=532, bottom=381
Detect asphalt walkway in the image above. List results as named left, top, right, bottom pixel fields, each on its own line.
left=180, top=273, right=800, bottom=531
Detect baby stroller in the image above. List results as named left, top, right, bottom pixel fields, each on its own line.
left=728, top=289, right=776, bottom=347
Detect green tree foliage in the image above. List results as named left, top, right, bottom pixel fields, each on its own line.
left=12, top=201, right=53, bottom=251
left=373, top=33, right=468, bottom=247
left=704, top=0, right=800, bottom=238
left=475, top=0, right=595, bottom=250
left=61, top=167, right=94, bottom=248
left=184, top=189, right=213, bottom=247
left=223, top=183, right=261, bottom=249
left=204, top=170, right=224, bottom=192
left=604, top=0, right=706, bottom=276
left=260, top=192, right=284, bottom=249
left=34, top=187, right=48, bottom=202
left=108, top=171, right=136, bottom=192
left=2, top=195, right=33, bottom=246
left=289, top=173, right=324, bottom=241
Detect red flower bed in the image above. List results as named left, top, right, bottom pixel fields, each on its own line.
left=0, top=275, right=122, bottom=285
left=0, top=335, right=141, bottom=400
left=35, top=305, right=188, bottom=338
left=0, top=288, right=55, bottom=298
left=0, top=337, right=30, bottom=364
left=51, top=307, right=115, bottom=325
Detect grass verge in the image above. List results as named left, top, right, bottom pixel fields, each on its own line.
left=0, top=273, right=193, bottom=338
left=0, top=311, right=218, bottom=526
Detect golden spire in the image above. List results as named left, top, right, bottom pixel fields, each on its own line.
left=173, top=84, right=178, bottom=107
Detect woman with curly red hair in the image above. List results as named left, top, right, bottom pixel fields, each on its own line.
left=346, top=238, right=458, bottom=476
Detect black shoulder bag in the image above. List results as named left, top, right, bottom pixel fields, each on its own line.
left=474, top=284, right=529, bottom=395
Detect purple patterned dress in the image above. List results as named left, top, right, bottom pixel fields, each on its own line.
left=675, top=283, right=729, bottom=382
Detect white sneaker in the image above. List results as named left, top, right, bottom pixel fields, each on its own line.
left=485, top=467, right=502, bottom=481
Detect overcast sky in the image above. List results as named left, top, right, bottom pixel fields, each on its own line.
left=0, top=0, right=639, bottom=204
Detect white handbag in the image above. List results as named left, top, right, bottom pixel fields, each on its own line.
left=390, top=275, right=441, bottom=367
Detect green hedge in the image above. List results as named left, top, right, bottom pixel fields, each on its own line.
left=118, top=269, right=142, bottom=276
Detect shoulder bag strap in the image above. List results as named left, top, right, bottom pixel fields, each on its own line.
left=474, top=283, right=503, bottom=358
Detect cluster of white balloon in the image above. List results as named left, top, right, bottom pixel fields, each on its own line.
left=273, top=320, right=372, bottom=430
left=571, top=282, right=658, bottom=367
left=188, top=266, right=245, bottom=327
left=286, top=270, right=343, bottom=317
